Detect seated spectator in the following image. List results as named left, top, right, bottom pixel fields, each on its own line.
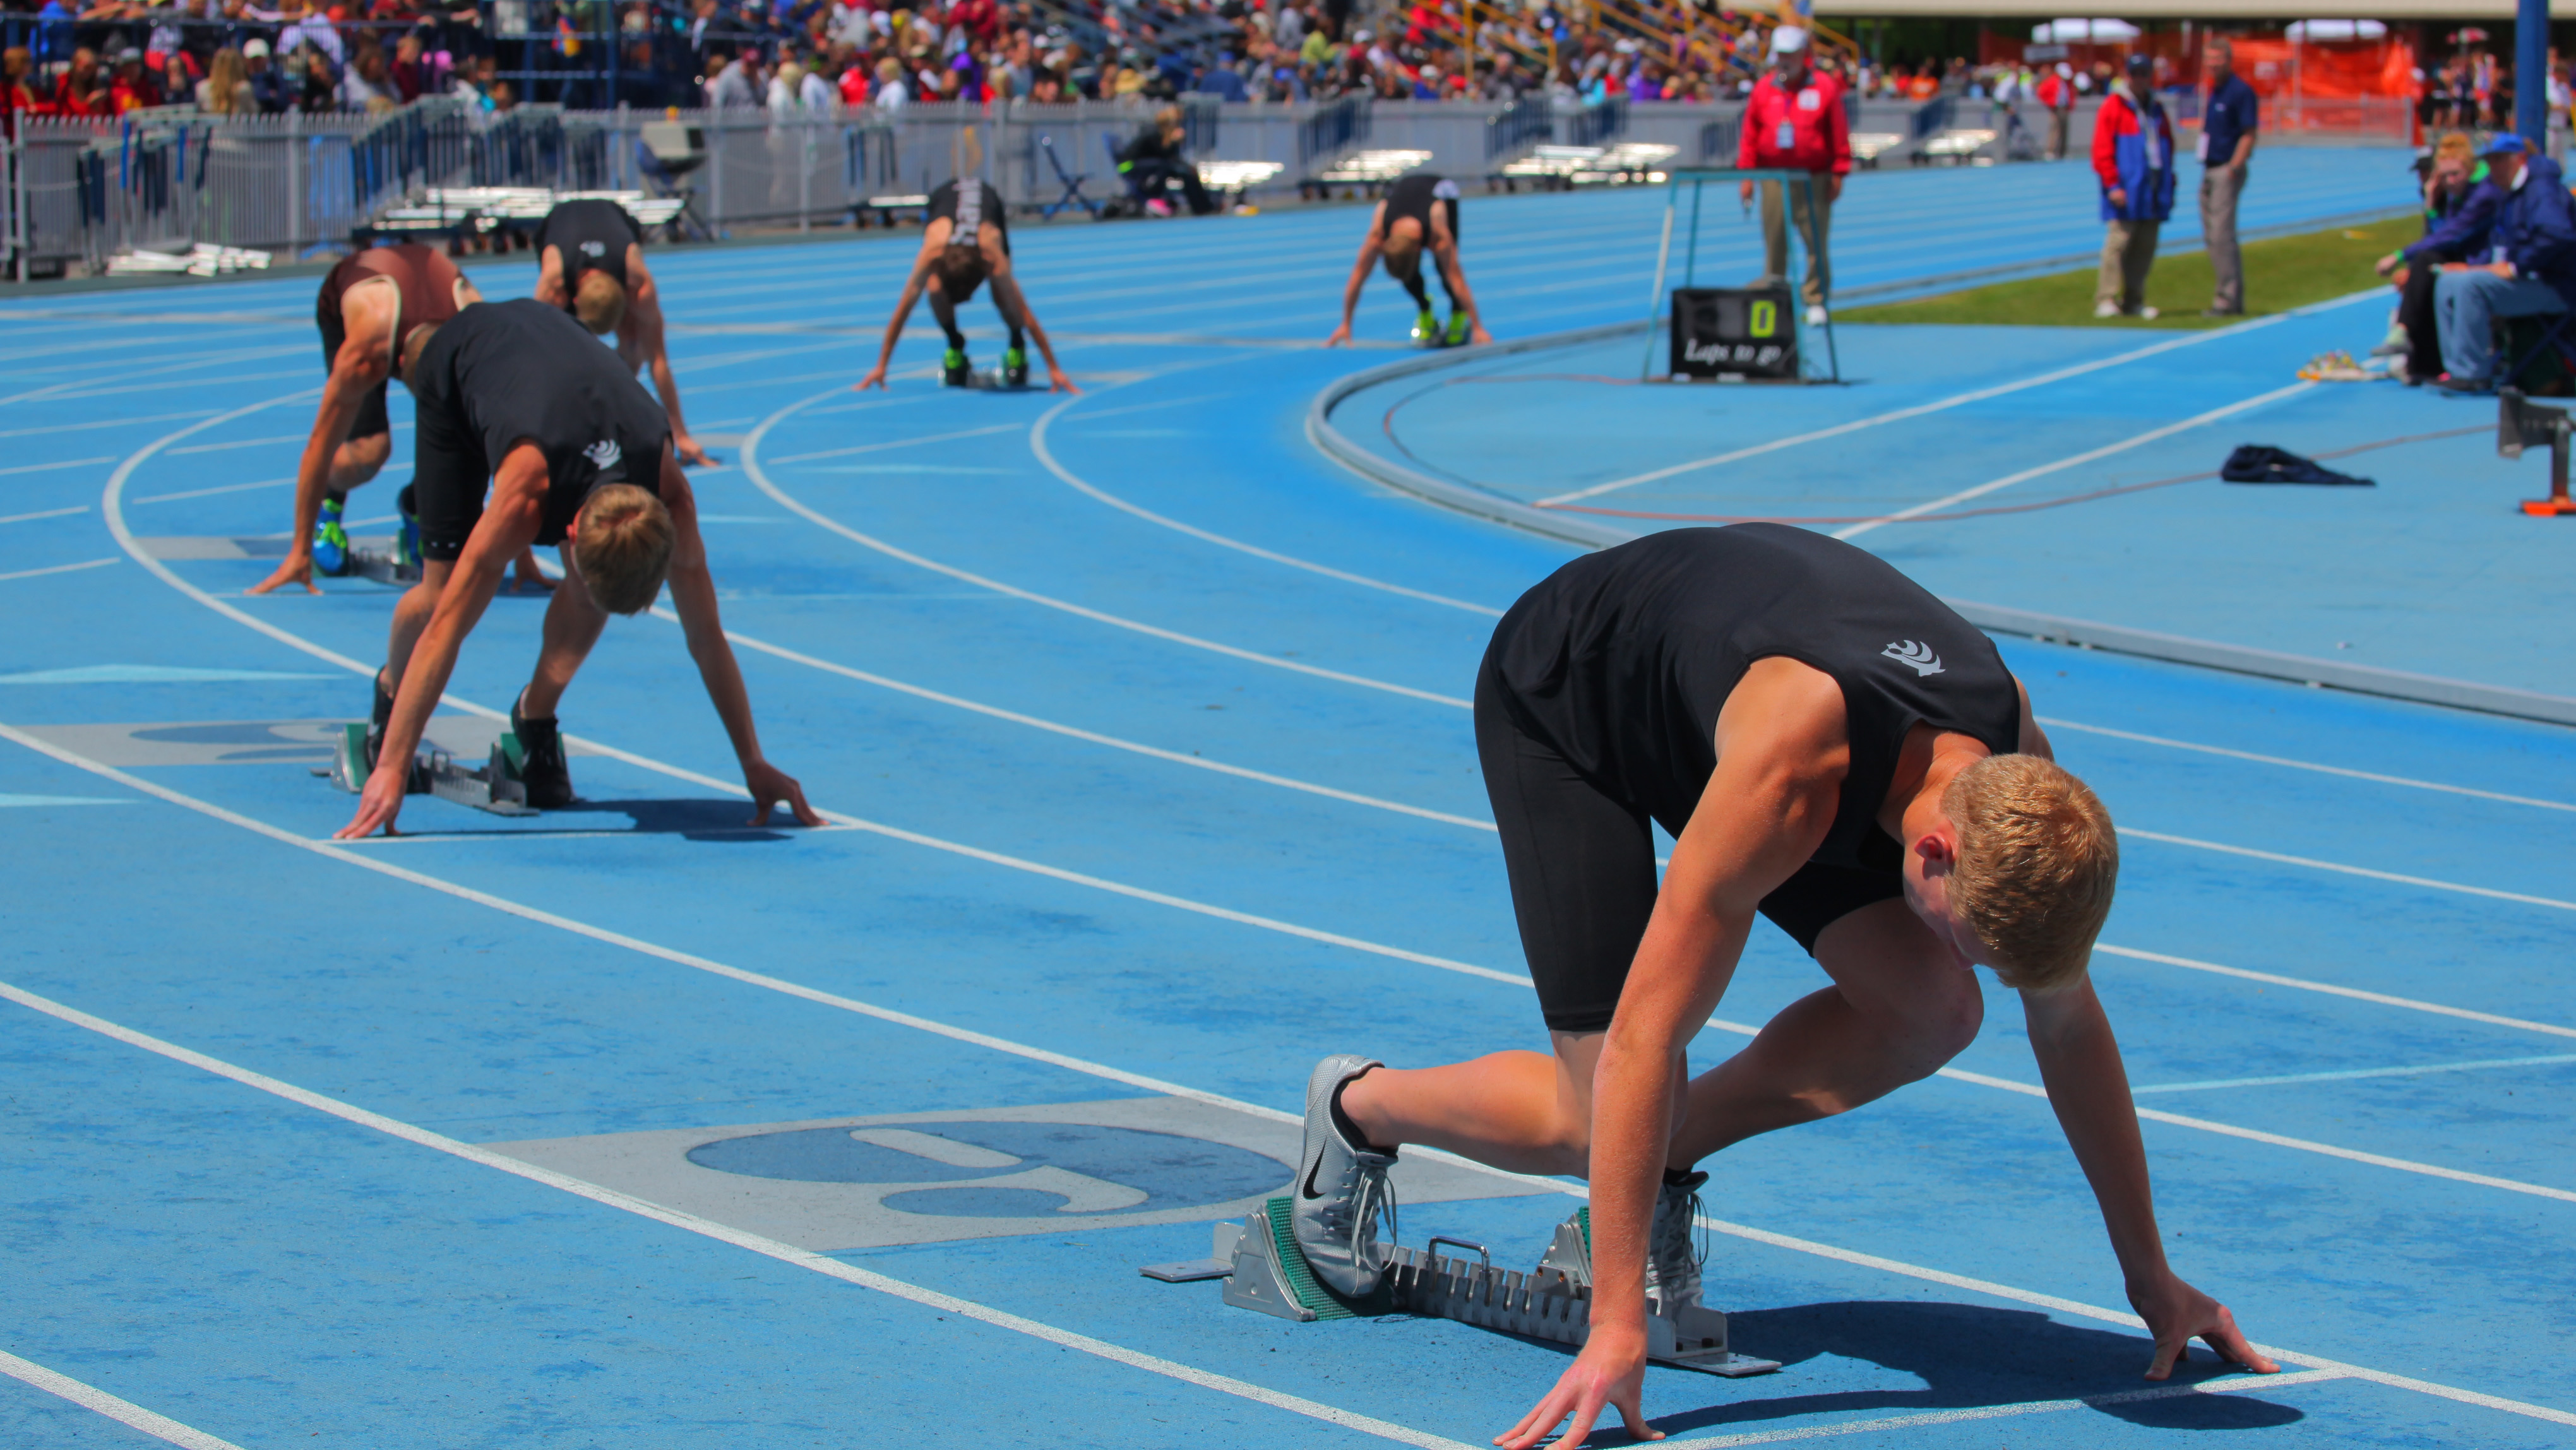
left=4, top=46, right=47, bottom=128
left=243, top=37, right=290, bottom=109
left=276, top=0, right=343, bottom=73
left=2376, top=132, right=2493, bottom=384
left=798, top=51, right=833, bottom=108
left=871, top=54, right=904, bottom=107
left=107, top=44, right=161, bottom=110
left=342, top=34, right=393, bottom=109
left=53, top=45, right=107, bottom=114
left=387, top=29, right=424, bottom=98
left=197, top=43, right=253, bottom=110
left=1119, top=102, right=1215, bottom=217
left=2426, top=134, right=2576, bottom=393
left=835, top=44, right=868, bottom=104
left=287, top=40, right=336, bottom=109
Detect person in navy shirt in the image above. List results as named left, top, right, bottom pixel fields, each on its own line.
left=2198, top=38, right=2259, bottom=316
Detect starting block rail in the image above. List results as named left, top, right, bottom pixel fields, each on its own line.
left=1152, top=1198, right=1782, bottom=1377
left=322, top=722, right=538, bottom=817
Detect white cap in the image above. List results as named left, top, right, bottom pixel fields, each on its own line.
left=1770, top=25, right=1808, bottom=57
left=242, top=37, right=270, bottom=56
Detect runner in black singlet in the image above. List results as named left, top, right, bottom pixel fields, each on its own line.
left=250, top=244, right=539, bottom=595
left=533, top=198, right=712, bottom=466
left=1291, top=526, right=2275, bottom=1449
left=1325, top=172, right=1490, bottom=348
left=856, top=177, right=1075, bottom=392
left=333, top=299, right=820, bottom=838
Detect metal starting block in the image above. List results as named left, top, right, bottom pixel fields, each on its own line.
left=339, top=545, right=420, bottom=586
left=1167, top=1198, right=1780, bottom=1377
left=321, top=722, right=539, bottom=816
left=945, top=367, right=1032, bottom=392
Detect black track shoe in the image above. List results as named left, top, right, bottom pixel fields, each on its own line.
left=365, top=670, right=396, bottom=770
left=511, top=694, right=576, bottom=809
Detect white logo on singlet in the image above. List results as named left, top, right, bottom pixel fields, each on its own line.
left=580, top=239, right=606, bottom=258
left=1881, top=640, right=1944, bottom=676
left=584, top=439, right=623, bottom=470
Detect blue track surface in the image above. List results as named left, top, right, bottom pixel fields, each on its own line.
left=3, top=155, right=2572, bottom=1450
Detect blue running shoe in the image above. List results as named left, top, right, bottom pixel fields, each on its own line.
left=312, top=496, right=350, bottom=576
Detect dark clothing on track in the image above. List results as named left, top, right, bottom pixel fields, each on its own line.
left=316, top=244, right=465, bottom=441
left=1379, top=172, right=1462, bottom=244
left=927, top=177, right=1009, bottom=253
left=1477, top=525, right=2022, bottom=1032
left=536, top=198, right=643, bottom=293
left=1120, top=123, right=1216, bottom=215
left=407, top=299, right=669, bottom=561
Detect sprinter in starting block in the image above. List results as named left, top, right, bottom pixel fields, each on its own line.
left=332, top=297, right=819, bottom=838
left=534, top=198, right=715, bottom=467
left=854, top=176, right=1076, bottom=394
left=1324, top=173, right=1491, bottom=350
left=249, top=244, right=552, bottom=597
left=1290, top=525, right=2275, bottom=1448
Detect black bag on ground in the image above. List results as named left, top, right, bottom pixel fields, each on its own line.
left=2220, top=445, right=2375, bottom=487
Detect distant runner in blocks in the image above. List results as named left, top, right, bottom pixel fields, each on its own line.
left=1324, top=173, right=1491, bottom=350
left=532, top=198, right=715, bottom=466
left=1291, top=525, right=2277, bottom=1448
left=854, top=176, right=1077, bottom=393
left=333, top=298, right=820, bottom=838
left=247, top=244, right=549, bottom=596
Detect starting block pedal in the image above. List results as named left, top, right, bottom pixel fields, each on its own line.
left=318, top=722, right=539, bottom=816
left=1169, top=1198, right=1780, bottom=1376
left=338, top=547, right=420, bottom=585
left=945, top=367, right=1032, bottom=391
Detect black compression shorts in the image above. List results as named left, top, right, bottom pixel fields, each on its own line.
left=1476, top=660, right=1903, bottom=1034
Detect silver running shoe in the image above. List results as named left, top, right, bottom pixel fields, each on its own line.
left=1645, top=1168, right=1708, bottom=1312
left=1289, top=1054, right=1398, bottom=1298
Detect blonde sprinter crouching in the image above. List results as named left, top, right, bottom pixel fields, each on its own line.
left=336, top=299, right=819, bottom=839
left=1288, top=526, right=2275, bottom=1449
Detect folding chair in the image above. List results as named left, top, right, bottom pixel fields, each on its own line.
left=1039, top=133, right=1098, bottom=219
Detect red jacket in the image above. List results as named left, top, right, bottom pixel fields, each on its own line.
left=1738, top=68, right=1850, bottom=175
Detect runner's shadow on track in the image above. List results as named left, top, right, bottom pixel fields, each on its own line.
left=1573, top=1301, right=2303, bottom=1443
left=553, top=798, right=801, bottom=841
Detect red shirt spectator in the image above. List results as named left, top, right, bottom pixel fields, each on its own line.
left=53, top=47, right=106, bottom=115
left=1738, top=59, right=1849, bottom=175
left=837, top=60, right=868, bottom=105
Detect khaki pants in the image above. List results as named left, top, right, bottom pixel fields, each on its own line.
left=2046, top=107, right=2070, bottom=160
left=2200, top=164, right=2246, bottom=313
left=1758, top=177, right=1833, bottom=309
left=2096, top=218, right=2160, bottom=312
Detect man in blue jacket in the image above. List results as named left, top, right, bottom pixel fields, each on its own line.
left=2091, top=54, right=2176, bottom=319
left=2429, top=134, right=2576, bottom=393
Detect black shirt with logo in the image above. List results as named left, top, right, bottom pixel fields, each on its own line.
left=1482, top=524, right=2021, bottom=871
left=409, top=299, right=670, bottom=549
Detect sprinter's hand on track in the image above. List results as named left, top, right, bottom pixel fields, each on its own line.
left=676, top=433, right=715, bottom=467
left=855, top=366, right=890, bottom=391
left=248, top=550, right=319, bottom=596
left=2132, top=1269, right=2276, bottom=1380
left=1496, top=1328, right=1659, bottom=1450
left=335, top=764, right=408, bottom=839
left=1047, top=365, right=1080, bottom=393
left=1469, top=323, right=1494, bottom=346
left=1323, top=323, right=1354, bottom=348
left=744, top=759, right=823, bottom=828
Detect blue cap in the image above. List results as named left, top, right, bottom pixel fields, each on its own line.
left=2483, top=133, right=2531, bottom=157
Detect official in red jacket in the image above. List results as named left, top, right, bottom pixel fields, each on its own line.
left=1736, top=25, right=1850, bottom=326
left=2090, top=54, right=2176, bottom=319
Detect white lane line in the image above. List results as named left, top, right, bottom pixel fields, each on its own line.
left=765, top=422, right=1026, bottom=465
left=1831, top=381, right=2315, bottom=541
left=0, top=505, right=89, bottom=526
left=2041, top=716, right=2576, bottom=813
left=0, top=456, right=116, bottom=478
left=8, top=749, right=2569, bottom=1437
left=37, top=369, right=314, bottom=403
left=132, top=476, right=297, bottom=506
left=1537, top=316, right=2299, bottom=506
left=2095, top=944, right=2576, bottom=1042
left=2133, top=1052, right=2576, bottom=1094
left=0, top=557, right=119, bottom=583
left=741, top=388, right=1477, bottom=709
left=0, top=1348, right=249, bottom=1450
left=0, top=410, right=217, bottom=439
left=164, top=433, right=307, bottom=456
left=2121, top=827, right=2576, bottom=913
left=1655, top=1370, right=2353, bottom=1450
left=1029, top=391, right=1508, bottom=617
left=0, top=980, right=1474, bottom=1450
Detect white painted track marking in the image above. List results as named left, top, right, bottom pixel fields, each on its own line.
left=0, top=456, right=117, bottom=477
left=7, top=737, right=2572, bottom=1432
left=0, top=980, right=1476, bottom=1450
left=2095, top=943, right=2576, bottom=1042
left=1538, top=315, right=2299, bottom=506
left=740, top=387, right=1477, bottom=708
left=0, top=505, right=90, bottom=526
left=2133, top=1052, right=2576, bottom=1093
left=2039, top=716, right=2576, bottom=813
left=2122, top=827, right=2576, bottom=912
left=1831, top=382, right=2316, bottom=541
left=1655, top=1369, right=2352, bottom=1449
left=0, top=557, right=120, bottom=583
left=0, top=1348, right=251, bottom=1450
left=131, top=476, right=297, bottom=506
left=1029, top=391, right=1507, bottom=617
